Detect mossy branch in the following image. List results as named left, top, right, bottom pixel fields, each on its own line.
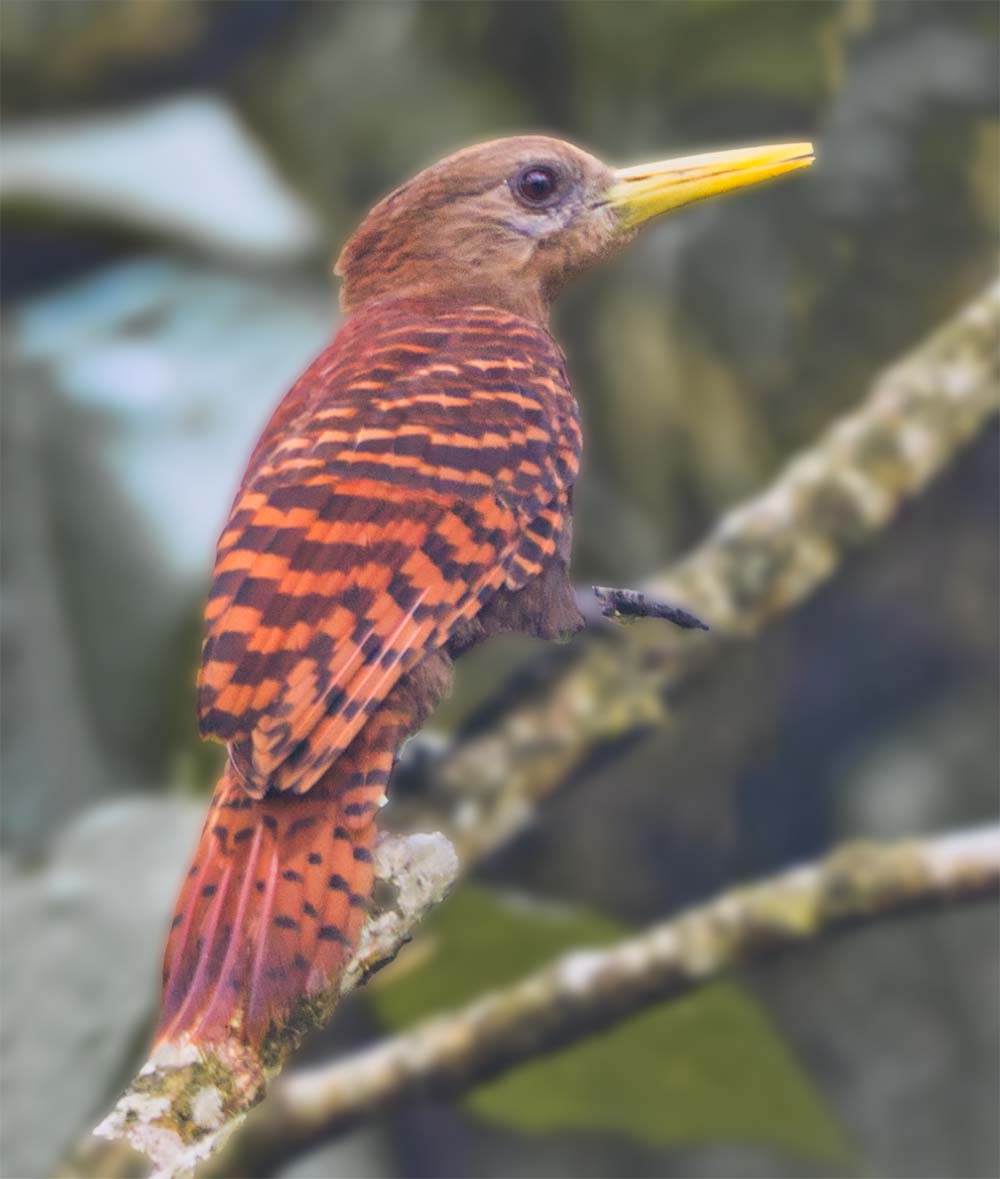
left=394, top=280, right=1000, bottom=865
left=77, top=833, right=458, bottom=1179
left=210, top=825, right=1000, bottom=1175
left=73, top=283, right=998, bottom=1179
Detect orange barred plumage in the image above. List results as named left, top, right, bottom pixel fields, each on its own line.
left=154, top=131, right=810, bottom=1054
left=156, top=299, right=583, bottom=1047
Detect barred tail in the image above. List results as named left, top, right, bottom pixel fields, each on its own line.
left=155, top=714, right=401, bottom=1048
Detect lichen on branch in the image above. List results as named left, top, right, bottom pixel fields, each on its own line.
left=77, top=283, right=1000, bottom=1179
left=399, top=280, right=1000, bottom=864
left=87, top=832, right=458, bottom=1179
left=210, top=825, right=1000, bottom=1176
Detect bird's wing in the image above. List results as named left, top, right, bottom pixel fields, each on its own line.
left=197, top=304, right=580, bottom=796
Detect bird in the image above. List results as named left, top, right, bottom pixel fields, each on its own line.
left=155, top=135, right=813, bottom=1054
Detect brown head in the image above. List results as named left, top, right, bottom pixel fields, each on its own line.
left=336, top=134, right=813, bottom=324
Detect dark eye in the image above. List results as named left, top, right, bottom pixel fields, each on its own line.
left=514, top=165, right=560, bottom=207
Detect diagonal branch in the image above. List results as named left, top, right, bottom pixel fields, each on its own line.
left=73, top=283, right=998, bottom=1179
left=79, top=834, right=459, bottom=1179
left=210, top=825, right=1000, bottom=1176
left=393, top=280, right=1000, bottom=864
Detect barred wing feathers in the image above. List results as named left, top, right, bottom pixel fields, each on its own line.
left=197, top=303, right=581, bottom=797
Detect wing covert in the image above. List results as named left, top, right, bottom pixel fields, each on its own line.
left=198, top=302, right=580, bottom=796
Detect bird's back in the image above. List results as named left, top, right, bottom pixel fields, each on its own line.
left=158, top=298, right=583, bottom=1049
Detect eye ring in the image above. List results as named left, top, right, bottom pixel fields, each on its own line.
left=514, top=165, right=560, bottom=208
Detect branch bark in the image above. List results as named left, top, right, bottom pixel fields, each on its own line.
left=211, top=826, right=1000, bottom=1176
left=80, top=834, right=458, bottom=1179
left=393, top=280, right=1000, bottom=865
left=74, top=283, right=999, bottom=1178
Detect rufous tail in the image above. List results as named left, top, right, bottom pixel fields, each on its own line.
left=156, top=708, right=403, bottom=1049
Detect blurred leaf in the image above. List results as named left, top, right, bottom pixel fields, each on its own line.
left=567, top=0, right=834, bottom=113
left=969, top=119, right=1000, bottom=235
left=372, top=887, right=856, bottom=1170
left=1, top=0, right=201, bottom=100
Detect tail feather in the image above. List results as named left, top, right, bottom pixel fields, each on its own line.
left=156, top=738, right=386, bottom=1048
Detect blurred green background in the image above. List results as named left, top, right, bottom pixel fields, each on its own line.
left=1, top=2, right=997, bottom=1177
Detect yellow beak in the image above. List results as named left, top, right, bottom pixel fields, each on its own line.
left=608, top=142, right=814, bottom=228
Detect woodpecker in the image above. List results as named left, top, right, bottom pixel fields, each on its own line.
left=156, top=136, right=813, bottom=1051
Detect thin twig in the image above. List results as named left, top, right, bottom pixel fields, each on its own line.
left=209, top=826, right=1000, bottom=1176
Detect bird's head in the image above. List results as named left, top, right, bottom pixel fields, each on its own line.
left=336, top=135, right=813, bottom=323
